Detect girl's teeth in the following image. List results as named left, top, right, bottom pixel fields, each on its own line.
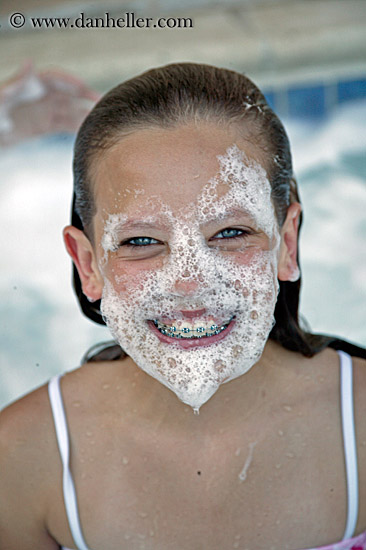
left=152, top=317, right=233, bottom=339
left=193, top=320, right=216, bottom=332
left=180, top=321, right=193, bottom=333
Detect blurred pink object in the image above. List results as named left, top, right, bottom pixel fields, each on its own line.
left=0, top=61, right=100, bottom=146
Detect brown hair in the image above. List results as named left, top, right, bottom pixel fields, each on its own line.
left=70, top=62, right=363, bottom=362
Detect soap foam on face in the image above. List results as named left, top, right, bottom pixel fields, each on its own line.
left=197, top=145, right=277, bottom=239
left=100, top=145, right=280, bottom=411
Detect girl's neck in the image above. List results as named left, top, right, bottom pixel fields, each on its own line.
left=118, top=339, right=294, bottom=434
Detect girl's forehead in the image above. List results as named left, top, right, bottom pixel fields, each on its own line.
left=93, top=123, right=270, bottom=213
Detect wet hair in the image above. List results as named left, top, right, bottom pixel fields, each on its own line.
left=70, top=62, right=365, bottom=362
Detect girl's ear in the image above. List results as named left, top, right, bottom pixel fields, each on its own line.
left=277, top=202, right=302, bottom=282
left=63, top=225, right=104, bottom=301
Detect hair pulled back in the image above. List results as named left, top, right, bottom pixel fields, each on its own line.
left=71, top=62, right=357, bottom=362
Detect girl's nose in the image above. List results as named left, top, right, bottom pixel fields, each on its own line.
left=171, top=271, right=201, bottom=296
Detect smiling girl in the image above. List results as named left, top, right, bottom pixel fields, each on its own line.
left=1, top=63, right=365, bottom=550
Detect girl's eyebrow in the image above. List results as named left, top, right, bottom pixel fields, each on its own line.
left=113, top=207, right=256, bottom=231
left=200, top=206, right=255, bottom=225
left=113, top=218, right=169, bottom=232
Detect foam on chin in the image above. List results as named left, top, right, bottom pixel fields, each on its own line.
left=100, top=144, right=280, bottom=412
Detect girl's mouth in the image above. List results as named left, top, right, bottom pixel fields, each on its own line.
left=153, top=316, right=234, bottom=338
left=147, top=316, right=236, bottom=349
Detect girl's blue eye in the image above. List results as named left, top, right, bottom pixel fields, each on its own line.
left=125, top=237, right=160, bottom=246
left=214, top=228, right=245, bottom=239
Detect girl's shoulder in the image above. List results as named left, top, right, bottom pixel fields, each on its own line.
left=0, top=363, right=97, bottom=481
left=0, top=382, right=61, bottom=545
left=0, top=381, right=55, bottom=457
left=0, top=378, right=66, bottom=486
left=352, top=354, right=366, bottom=534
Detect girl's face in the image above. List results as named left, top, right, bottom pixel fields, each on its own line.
left=81, top=122, right=298, bottom=411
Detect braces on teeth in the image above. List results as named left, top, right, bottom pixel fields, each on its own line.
left=152, top=317, right=234, bottom=339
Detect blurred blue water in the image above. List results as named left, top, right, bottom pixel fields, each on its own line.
left=0, top=101, right=365, bottom=408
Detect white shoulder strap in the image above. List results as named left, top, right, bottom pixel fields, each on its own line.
left=338, top=350, right=359, bottom=540
left=48, top=375, right=91, bottom=550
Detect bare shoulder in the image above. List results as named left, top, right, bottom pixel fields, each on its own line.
left=313, top=349, right=366, bottom=444
left=0, top=383, right=61, bottom=549
left=352, top=354, right=366, bottom=532
left=1, top=380, right=50, bottom=432
left=0, top=361, right=104, bottom=452
left=352, top=354, right=366, bottom=415
left=0, top=362, right=123, bottom=549
left=0, top=382, right=55, bottom=474
left=271, top=344, right=366, bottom=533
left=349, top=354, right=366, bottom=470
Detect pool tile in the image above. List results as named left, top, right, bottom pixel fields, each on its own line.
left=338, top=78, right=366, bottom=103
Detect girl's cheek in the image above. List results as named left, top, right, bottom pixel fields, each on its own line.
left=101, top=257, right=162, bottom=295
left=97, top=256, right=128, bottom=292
left=229, top=246, right=266, bottom=266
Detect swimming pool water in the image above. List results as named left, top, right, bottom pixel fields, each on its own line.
left=0, top=99, right=365, bottom=408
